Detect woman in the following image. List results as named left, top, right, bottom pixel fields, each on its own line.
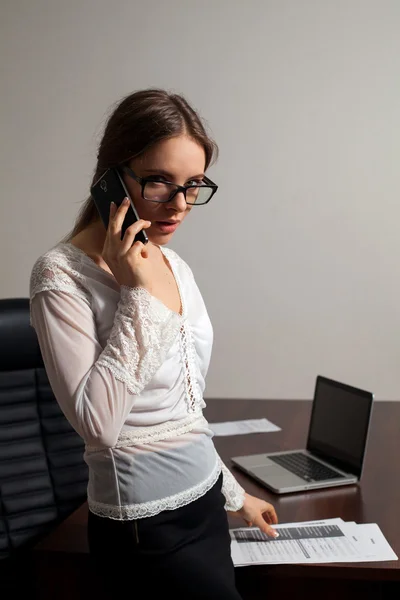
left=29, top=88, right=278, bottom=599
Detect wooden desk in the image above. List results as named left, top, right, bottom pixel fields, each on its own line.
left=33, top=400, right=400, bottom=599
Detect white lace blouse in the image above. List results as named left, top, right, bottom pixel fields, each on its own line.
left=29, top=242, right=245, bottom=520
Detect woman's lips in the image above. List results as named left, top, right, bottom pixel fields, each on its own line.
left=154, top=221, right=180, bottom=233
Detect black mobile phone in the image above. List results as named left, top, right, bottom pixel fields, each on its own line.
left=90, top=167, right=148, bottom=245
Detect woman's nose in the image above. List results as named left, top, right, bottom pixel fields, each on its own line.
left=168, top=190, right=187, bottom=212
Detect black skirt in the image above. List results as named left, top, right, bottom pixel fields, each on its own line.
left=87, top=473, right=243, bottom=599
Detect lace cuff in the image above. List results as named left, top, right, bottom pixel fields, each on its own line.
left=218, top=455, right=246, bottom=512
left=97, top=286, right=181, bottom=395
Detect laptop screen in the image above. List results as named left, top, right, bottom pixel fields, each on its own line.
left=307, top=376, right=373, bottom=477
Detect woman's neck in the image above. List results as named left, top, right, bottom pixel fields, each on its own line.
left=69, top=219, right=161, bottom=260
left=70, top=220, right=106, bottom=255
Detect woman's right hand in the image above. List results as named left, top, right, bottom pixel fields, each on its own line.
left=101, top=198, right=153, bottom=290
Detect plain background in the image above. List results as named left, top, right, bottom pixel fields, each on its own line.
left=1, top=0, right=400, bottom=400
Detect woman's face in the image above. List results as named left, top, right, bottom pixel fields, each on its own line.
left=122, top=135, right=206, bottom=246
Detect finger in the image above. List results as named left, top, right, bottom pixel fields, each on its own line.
left=103, top=201, right=118, bottom=249
left=130, top=240, right=145, bottom=260
left=261, top=512, right=275, bottom=525
left=263, top=504, right=278, bottom=524
left=121, top=220, right=151, bottom=254
left=109, top=197, right=131, bottom=239
left=253, top=515, right=279, bottom=538
left=261, top=504, right=278, bottom=525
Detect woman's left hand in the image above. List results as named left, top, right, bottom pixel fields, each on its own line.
left=233, top=493, right=279, bottom=538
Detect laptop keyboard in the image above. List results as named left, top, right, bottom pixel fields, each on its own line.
left=269, top=452, right=343, bottom=482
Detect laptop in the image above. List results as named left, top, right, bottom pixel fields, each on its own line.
left=231, top=375, right=374, bottom=494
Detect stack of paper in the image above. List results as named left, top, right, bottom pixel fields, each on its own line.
left=209, top=418, right=281, bottom=436
left=231, top=518, right=398, bottom=566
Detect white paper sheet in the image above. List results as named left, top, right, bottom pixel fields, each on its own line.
left=209, top=418, right=281, bottom=436
left=230, top=519, right=398, bottom=566
left=341, top=522, right=398, bottom=562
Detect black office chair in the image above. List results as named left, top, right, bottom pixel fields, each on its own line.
left=0, top=298, right=88, bottom=597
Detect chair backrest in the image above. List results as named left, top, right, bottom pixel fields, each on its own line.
left=0, top=297, right=88, bottom=562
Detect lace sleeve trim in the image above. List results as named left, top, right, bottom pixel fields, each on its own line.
left=218, top=455, right=246, bottom=512
left=96, top=286, right=181, bottom=395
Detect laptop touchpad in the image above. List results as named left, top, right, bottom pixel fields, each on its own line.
left=251, top=465, right=306, bottom=486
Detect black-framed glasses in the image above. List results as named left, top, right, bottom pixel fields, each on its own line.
left=120, top=165, right=218, bottom=206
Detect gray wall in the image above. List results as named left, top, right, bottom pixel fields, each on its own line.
left=1, top=0, right=400, bottom=400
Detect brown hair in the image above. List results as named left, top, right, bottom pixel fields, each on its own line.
left=60, top=88, right=219, bottom=243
